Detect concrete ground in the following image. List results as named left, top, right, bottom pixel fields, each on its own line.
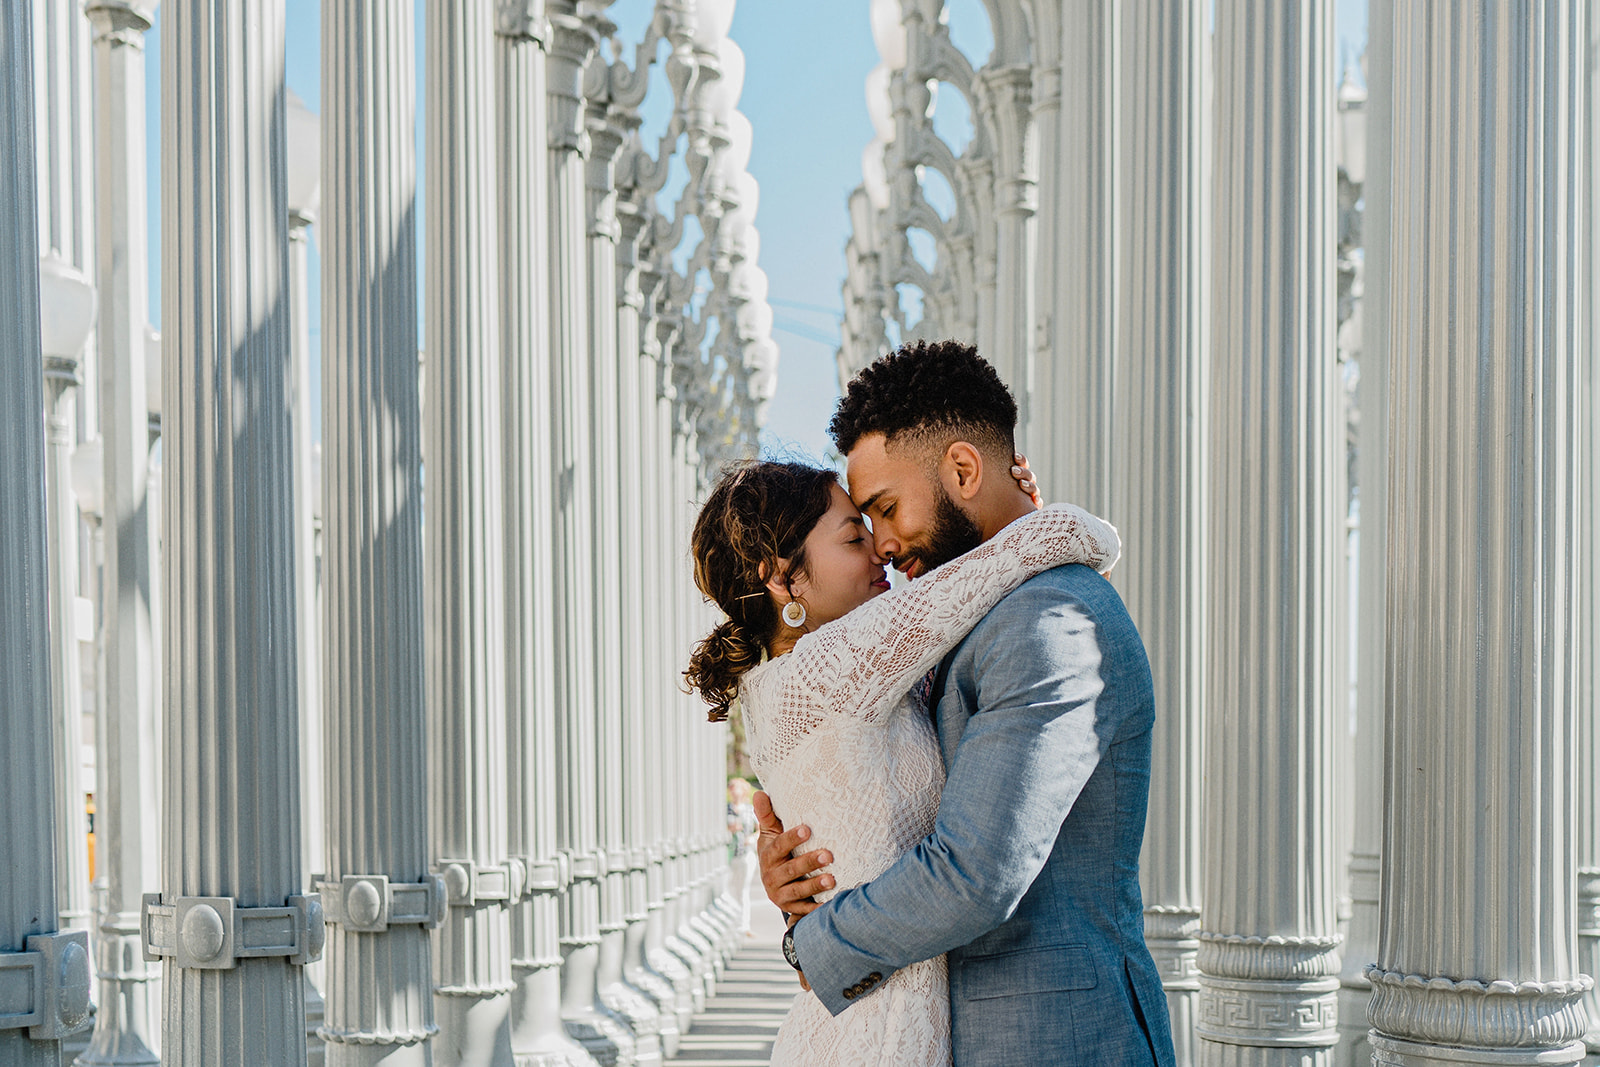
left=672, top=897, right=798, bottom=1065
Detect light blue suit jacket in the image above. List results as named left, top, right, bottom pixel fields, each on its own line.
left=792, top=563, right=1177, bottom=1066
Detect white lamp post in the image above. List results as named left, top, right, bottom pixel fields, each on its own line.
left=39, top=252, right=98, bottom=962
left=81, top=6, right=163, bottom=1059
left=285, top=87, right=326, bottom=1067
left=2, top=9, right=96, bottom=1060
left=869, top=0, right=906, bottom=71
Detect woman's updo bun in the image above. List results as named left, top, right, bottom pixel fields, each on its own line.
left=685, top=461, right=838, bottom=721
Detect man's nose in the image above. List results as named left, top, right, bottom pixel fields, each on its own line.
left=872, top=529, right=897, bottom=561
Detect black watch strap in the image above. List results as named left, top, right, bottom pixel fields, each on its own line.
left=781, top=923, right=802, bottom=971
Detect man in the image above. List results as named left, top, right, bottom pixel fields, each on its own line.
left=757, top=339, right=1176, bottom=1066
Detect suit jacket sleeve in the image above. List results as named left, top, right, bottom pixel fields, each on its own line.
left=791, top=574, right=1116, bottom=1016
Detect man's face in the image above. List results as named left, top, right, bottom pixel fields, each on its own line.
left=844, top=433, right=984, bottom=579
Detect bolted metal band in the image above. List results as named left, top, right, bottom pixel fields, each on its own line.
left=567, top=849, right=606, bottom=882
left=140, top=893, right=325, bottom=970
left=0, top=929, right=93, bottom=1039
left=433, top=858, right=526, bottom=907
left=518, top=854, right=569, bottom=895
left=317, top=874, right=447, bottom=933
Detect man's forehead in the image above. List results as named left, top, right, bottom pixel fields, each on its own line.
left=845, top=433, right=924, bottom=506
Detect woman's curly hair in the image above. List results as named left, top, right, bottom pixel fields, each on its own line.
left=685, top=461, right=838, bottom=722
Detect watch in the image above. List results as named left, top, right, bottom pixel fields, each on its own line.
left=781, top=923, right=802, bottom=971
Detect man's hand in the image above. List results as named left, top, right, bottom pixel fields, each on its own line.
left=754, top=790, right=834, bottom=917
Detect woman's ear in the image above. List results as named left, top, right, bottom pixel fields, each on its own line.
left=942, top=441, right=985, bottom=501
left=763, top=557, right=796, bottom=601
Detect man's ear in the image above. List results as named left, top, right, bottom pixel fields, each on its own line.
left=942, top=442, right=985, bottom=501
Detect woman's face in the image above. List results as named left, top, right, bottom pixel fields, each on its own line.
left=778, top=482, right=891, bottom=631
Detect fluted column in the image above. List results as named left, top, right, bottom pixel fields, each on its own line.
left=1368, top=4, right=1590, bottom=1064
left=979, top=64, right=1034, bottom=442
left=615, top=209, right=681, bottom=1061
left=1, top=5, right=93, bottom=1062
left=669, top=422, right=716, bottom=999
left=547, top=10, right=634, bottom=1065
left=41, top=260, right=93, bottom=947
left=288, top=196, right=328, bottom=1067
left=1038, top=2, right=1114, bottom=513
left=1114, top=3, right=1208, bottom=1063
left=35, top=0, right=98, bottom=967
left=81, top=5, right=161, bottom=1063
left=496, top=5, right=595, bottom=1066
left=1199, top=4, right=1340, bottom=1065
left=1336, top=6, right=1390, bottom=1065
left=319, top=3, right=439, bottom=1064
left=587, top=93, right=664, bottom=1066
left=153, top=0, right=321, bottom=1061
left=642, top=332, right=699, bottom=1036
left=425, top=1, right=515, bottom=1062
left=1582, top=8, right=1600, bottom=1064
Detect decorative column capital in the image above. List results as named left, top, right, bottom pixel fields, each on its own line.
left=547, top=11, right=596, bottom=154
left=83, top=0, right=154, bottom=44
left=495, top=0, right=547, bottom=43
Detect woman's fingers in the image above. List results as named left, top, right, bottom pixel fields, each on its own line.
left=1011, top=453, right=1043, bottom=505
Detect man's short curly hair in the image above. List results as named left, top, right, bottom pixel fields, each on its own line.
left=829, top=339, right=1018, bottom=458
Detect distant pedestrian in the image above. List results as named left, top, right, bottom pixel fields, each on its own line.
left=727, top=778, right=759, bottom=935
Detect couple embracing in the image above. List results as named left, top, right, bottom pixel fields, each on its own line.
left=685, top=339, right=1177, bottom=1067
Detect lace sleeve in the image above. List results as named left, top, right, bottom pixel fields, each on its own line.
left=776, top=503, right=1120, bottom=724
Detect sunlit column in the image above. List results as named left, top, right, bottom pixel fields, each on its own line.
left=496, top=5, right=596, bottom=1065
left=1112, top=3, right=1208, bottom=1063
left=643, top=323, right=700, bottom=1036
left=669, top=420, right=716, bottom=1001
left=1581, top=7, right=1600, bottom=1065
left=0, top=5, right=93, bottom=1061
left=80, top=4, right=162, bottom=1063
left=961, top=152, right=997, bottom=370
left=1036, top=1, right=1112, bottom=511
left=546, top=8, right=635, bottom=1065
left=615, top=202, right=682, bottom=1060
left=285, top=90, right=327, bottom=1067
left=152, top=1, right=322, bottom=1061
left=978, top=63, right=1034, bottom=445
left=661, top=370, right=710, bottom=994
left=1198, top=4, right=1341, bottom=1066
left=423, top=0, right=516, bottom=1062
left=39, top=254, right=94, bottom=953
left=318, top=3, right=441, bottom=1064
left=587, top=83, right=665, bottom=1063
left=1369, top=5, right=1590, bottom=1065
left=35, top=0, right=99, bottom=977
left=1336, top=5, right=1390, bottom=1065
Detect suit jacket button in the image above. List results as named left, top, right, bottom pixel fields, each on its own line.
left=868, top=972, right=882, bottom=984
left=842, top=988, right=856, bottom=1000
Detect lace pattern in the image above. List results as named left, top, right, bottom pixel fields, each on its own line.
left=740, top=504, right=1118, bottom=1067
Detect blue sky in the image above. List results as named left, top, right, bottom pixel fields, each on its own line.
left=140, top=1, right=1366, bottom=466
left=142, top=0, right=890, bottom=465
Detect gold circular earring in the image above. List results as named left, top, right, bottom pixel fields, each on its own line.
left=781, top=599, right=807, bottom=629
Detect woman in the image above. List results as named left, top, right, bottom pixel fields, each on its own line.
left=684, top=461, right=1118, bottom=1066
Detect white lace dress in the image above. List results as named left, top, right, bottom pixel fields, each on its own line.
left=740, top=504, right=1121, bottom=1067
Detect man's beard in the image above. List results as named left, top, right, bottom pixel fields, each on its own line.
left=902, top=489, right=985, bottom=576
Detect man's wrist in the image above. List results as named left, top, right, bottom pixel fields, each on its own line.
left=781, top=921, right=802, bottom=971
